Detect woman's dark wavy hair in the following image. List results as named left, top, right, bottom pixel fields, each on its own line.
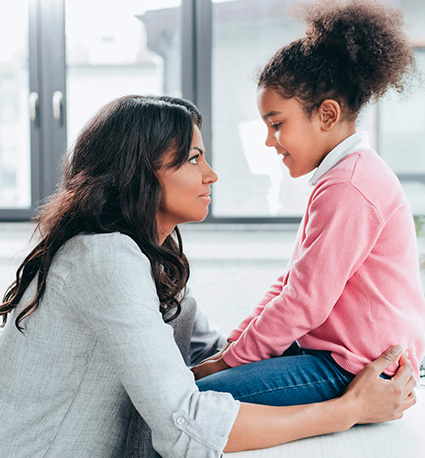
left=258, top=0, right=416, bottom=120
left=0, top=95, right=203, bottom=331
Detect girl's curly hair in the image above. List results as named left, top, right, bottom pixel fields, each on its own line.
left=258, top=0, right=416, bottom=120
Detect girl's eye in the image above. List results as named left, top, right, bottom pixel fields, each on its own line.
left=271, top=123, right=281, bottom=130
left=189, top=155, right=200, bottom=165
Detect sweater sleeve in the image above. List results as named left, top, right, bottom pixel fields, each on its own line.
left=223, top=182, right=383, bottom=367
left=64, top=234, right=240, bottom=458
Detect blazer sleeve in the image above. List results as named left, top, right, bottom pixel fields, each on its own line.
left=63, top=234, right=239, bottom=458
left=187, top=298, right=227, bottom=366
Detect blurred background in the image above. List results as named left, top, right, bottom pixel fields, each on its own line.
left=0, top=0, right=424, bottom=337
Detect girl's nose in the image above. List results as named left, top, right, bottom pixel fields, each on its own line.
left=265, top=129, right=277, bottom=148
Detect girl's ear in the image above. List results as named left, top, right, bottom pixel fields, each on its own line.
left=318, top=99, right=341, bottom=130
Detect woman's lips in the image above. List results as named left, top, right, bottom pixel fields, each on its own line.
left=199, top=192, right=211, bottom=201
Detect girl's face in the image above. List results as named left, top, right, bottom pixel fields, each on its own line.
left=257, top=87, right=330, bottom=178
left=156, top=125, right=217, bottom=239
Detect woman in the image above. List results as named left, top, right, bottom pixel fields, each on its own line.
left=0, top=95, right=416, bottom=458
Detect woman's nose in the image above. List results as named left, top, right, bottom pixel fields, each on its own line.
left=203, top=161, right=218, bottom=183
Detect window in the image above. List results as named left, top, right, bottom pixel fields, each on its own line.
left=1, top=0, right=424, bottom=221
left=208, top=0, right=425, bottom=220
left=379, top=49, right=425, bottom=215
left=66, top=0, right=182, bottom=147
left=0, top=1, right=31, bottom=211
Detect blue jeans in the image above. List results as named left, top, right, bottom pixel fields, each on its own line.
left=196, top=343, right=355, bottom=406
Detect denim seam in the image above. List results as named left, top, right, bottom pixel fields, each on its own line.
left=234, top=374, right=351, bottom=402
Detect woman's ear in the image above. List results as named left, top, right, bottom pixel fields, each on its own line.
left=318, top=99, right=341, bottom=131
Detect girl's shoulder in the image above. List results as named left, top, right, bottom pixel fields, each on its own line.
left=317, top=149, right=399, bottom=189
left=314, top=150, right=408, bottom=222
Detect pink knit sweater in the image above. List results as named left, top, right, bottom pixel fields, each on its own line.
left=223, top=149, right=425, bottom=377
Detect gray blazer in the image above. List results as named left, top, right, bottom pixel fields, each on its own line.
left=0, top=233, right=239, bottom=458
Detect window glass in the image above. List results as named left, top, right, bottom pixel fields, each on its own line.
left=211, top=0, right=310, bottom=218
left=0, top=1, right=31, bottom=209
left=65, top=0, right=182, bottom=147
left=211, top=0, right=425, bottom=217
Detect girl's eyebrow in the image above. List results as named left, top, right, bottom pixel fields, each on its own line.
left=191, top=147, right=204, bottom=155
left=263, top=110, right=283, bottom=121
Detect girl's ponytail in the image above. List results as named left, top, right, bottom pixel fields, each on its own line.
left=258, top=0, right=416, bottom=120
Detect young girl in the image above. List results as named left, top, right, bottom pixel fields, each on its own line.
left=0, top=95, right=414, bottom=458
left=194, top=0, right=425, bottom=406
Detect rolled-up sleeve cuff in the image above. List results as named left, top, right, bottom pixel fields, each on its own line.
left=172, top=391, right=240, bottom=456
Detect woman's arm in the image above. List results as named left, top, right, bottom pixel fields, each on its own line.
left=224, top=346, right=416, bottom=452
left=187, top=297, right=228, bottom=366
left=67, top=235, right=416, bottom=457
left=66, top=235, right=240, bottom=458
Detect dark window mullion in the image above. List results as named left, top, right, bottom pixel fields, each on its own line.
left=38, top=0, right=67, bottom=201
left=29, top=0, right=42, bottom=217
left=193, top=0, right=215, bottom=222
left=181, top=0, right=196, bottom=103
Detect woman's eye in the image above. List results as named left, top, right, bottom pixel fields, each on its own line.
left=189, top=155, right=200, bottom=165
left=271, top=123, right=281, bottom=130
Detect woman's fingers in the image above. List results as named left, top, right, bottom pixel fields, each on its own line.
left=368, top=345, right=403, bottom=375
left=343, top=346, right=420, bottom=425
left=405, top=390, right=417, bottom=408
left=390, top=352, right=416, bottom=399
left=392, top=352, right=412, bottom=381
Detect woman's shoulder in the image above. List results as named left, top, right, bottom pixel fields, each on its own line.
left=65, top=231, right=133, bottom=249
left=53, top=232, right=152, bottom=286
left=62, top=232, right=144, bottom=259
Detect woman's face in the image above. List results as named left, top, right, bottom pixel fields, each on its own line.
left=156, top=125, right=218, bottom=239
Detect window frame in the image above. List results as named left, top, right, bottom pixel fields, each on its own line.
left=0, top=0, right=66, bottom=222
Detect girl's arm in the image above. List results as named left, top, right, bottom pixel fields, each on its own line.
left=225, top=347, right=416, bottom=452
left=223, top=183, right=386, bottom=368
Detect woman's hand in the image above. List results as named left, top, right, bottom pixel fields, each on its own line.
left=342, top=345, right=417, bottom=425
left=224, top=345, right=417, bottom=453
left=191, top=356, right=231, bottom=380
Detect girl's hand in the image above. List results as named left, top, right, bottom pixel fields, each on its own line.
left=196, top=341, right=232, bottom=366
left=343, top=346, right=417, bottom=425
left=191, top=356, right=230, bottom=380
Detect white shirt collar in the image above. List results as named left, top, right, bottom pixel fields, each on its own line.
left=308, top=131, right=373, bottom=186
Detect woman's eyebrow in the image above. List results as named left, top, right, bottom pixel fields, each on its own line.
left=191, top=147, right=204, bottom=155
